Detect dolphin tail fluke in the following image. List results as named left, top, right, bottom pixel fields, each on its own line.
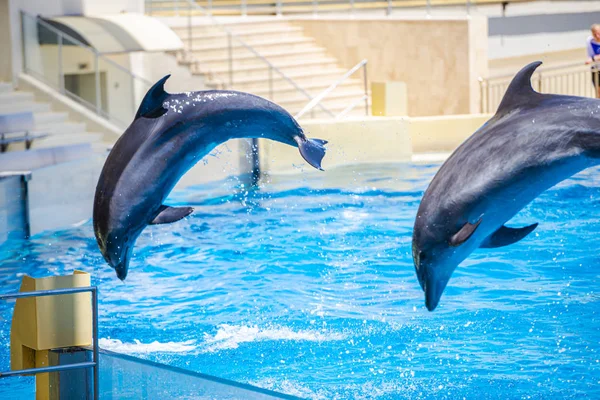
left=297, top=138, right=328, bottom=171
left=480, top=223, right=538, bottom=248
left=135, top=75, right=171, bottom=120
left=150, top=205, right=194, bottom=225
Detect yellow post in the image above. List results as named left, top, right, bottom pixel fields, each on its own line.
left=9, top=271, right=92, bottom=400
left=371, top=81, right=408, bottom=117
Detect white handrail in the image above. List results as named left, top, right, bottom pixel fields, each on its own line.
left=295, top=59, right=367, bottom=120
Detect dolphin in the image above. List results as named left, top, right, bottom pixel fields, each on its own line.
left=93, top=75, right=327, bottom=280
left=412, top=61, right=600, bottom=311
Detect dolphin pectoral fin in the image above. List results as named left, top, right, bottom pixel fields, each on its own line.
left=480, top=223, right=538, bottom=248
left=573, top=132, right=600, bottom=157
left=150, top=205, right=194, bottom=225
left=297, top=137, right=328, bottom=171
left=449, top=218, right=482, bottom=247
left=135, top=75, right=170, bottom=120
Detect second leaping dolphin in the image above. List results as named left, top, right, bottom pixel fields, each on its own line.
left=93, top=75, right=327, bottom=280
left=412, top=61, right=600, bottom=311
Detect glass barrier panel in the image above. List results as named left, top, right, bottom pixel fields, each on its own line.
left=98, top=350, right=302, bottom=400
left=21, top=13, right=59, bottom=89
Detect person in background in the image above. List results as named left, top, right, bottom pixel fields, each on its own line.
left=585, top=24, right=600, bottom=98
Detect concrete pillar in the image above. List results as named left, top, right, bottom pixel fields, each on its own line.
left=371, top=81, right=408, bottom=116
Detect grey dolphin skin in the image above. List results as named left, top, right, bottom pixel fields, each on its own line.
left=93, top=75, right=327, bottom=280
left=412, top=61, right=600, bottom=311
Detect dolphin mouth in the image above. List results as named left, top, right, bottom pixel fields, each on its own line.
left=115, top=263, right=128, bottom=281
left=110, top=246, right=131, bottom=281
left=423, top=270, right=450, bottom=312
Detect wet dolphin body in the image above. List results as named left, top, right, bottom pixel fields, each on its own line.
left=93, top=75, right=327, bottom=280
left=412, top=61, right=600, bottom=311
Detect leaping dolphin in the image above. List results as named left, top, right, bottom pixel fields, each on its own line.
left=93, top=75, right=327, bottom=280
left=412, top=61, right=600, bottom=311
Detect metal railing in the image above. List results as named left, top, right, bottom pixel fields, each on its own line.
left=0, top=286, right=99, bottom=400
left=479, top=61, right=600, bottom=114
left=149, top=0, right=331, bottom=117
left=295, top=59, right=368, bottom=119
left=145, top=0, right=541, bottom=17
left=21, top=11, right=153, bottom=128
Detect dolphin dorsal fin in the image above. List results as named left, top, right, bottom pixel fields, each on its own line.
left=495, top=61, right=543, bottom=116
left=135, top=75, right=171, bottom=119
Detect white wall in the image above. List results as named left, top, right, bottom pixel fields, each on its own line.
left=7, top=0, right=145, bottom=87
left=129, top=52, right=206, bottom=97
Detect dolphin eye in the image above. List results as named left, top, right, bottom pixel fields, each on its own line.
left=419, top=252, right=426, bottom=261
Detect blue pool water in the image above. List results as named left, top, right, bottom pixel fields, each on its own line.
left=1, top=162, right=600, bottom=399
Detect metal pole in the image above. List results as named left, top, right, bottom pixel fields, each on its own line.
left=479, top=78, right=484, bottom=114
left=57, top=35, right=64, bottom=93
left=227, top=33, right=233, bottom=87
left=175, top=0, right=180, bottom=16
left=537, top=72, right=542, bottom=93
left=466, top=0, right=471, bottom=15
left=130, top=75, right=136, bottom=121
left=386, top=0, right=392, bottom=16
left=485, top=81, right=490, bottom=113
left=276, top=0, right=282, bottom=16
left=94, top=52, right=101, bottom=114
left=426, top=0, right=431, bottom=17
left=269, top=66, right=274, bottom=100
left=251, top=138, right=260, bottom=187
left=188, top=1, right=193, bottom=53
left=362, top=62, right=368, bottom=116
left=21, top=174, right=30, bottom=238
left=242, top=0, right=247, bottom=17
left=92, top=288, right=99, bottom=400
left=312, top=0, right=317, bottom=15
left=208, top=0, right=213, bottom=16
left=0, top=362, right=97, bottom=377
left=350, top=0, right=355, bottom=14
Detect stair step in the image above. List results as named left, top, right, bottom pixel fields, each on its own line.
left=0, top=91, right=35, bottom=105
left=177, top=25, right=304, bottom=42
left=188, top=41, right=317, bottom=60
left=34, top=111, right=68, bottom=125
left=32, top=132, right=103, bottom=149
left=196, top=46, right=329, bottom=66
left=0, top=102, right=51, bottom=113
left=229, top=68, right=346, bottom=86
left=198, top=57, right=339, bottom=75
left=187, top=36, right=314, bottom=52
left=171, top=21, right=295, bottom=35
left=249, top=79, right=363, bottom=97
left=277, top=90, right=367, bottom=108
left=36, top=121, right=87, bottom=135
left=0, top=83, right=12, bottom=93
left=230, top=74, right=359, bottom=92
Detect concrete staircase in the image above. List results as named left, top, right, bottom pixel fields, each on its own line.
left=169, top=19, right=368, bottom=118
left=0, top=83, right=103, bottom=151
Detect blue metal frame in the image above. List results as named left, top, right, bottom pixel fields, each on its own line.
left=0, top=286, right=99, bottom=400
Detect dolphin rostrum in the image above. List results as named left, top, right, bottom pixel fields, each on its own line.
left=412, top=61, right=600, bottom=311
left=93, top=75, right=327, bottom=280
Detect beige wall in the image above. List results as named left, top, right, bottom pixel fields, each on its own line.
left=260, top=117, right=412, bottom=174
left=292, top=17, right=488, bottom=117
left=0, top=0, right=11, bottom=83
left=410, top=114, right=490, bottom=154
left=259, top=114, right=491, bottom=175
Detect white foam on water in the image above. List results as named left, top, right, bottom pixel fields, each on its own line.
left=202, top=324, right=347, bottom=352
left=99, top=338, right=197, bottom=354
